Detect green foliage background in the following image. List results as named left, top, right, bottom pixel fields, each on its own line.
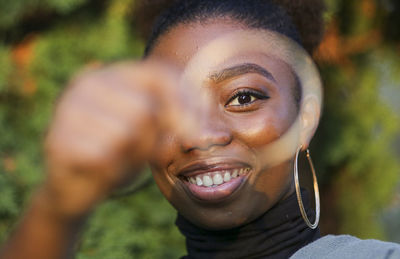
left=0, top=0, right=399, bottom=257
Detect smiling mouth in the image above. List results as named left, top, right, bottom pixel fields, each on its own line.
left=178, top=162, right=252, bottom=201
left=182, top=167, right=251, bottom=187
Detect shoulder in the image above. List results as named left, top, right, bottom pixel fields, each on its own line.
left=290, top=234, right=400, bottom=259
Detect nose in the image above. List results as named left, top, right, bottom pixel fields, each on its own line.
left=180, top=116, right=233, bottom=153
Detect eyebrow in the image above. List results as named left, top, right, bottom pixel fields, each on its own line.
left=209, top=63, right=276, bottom=84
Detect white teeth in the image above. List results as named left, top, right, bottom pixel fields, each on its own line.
left=188, top=168, right=250, bottom=187
left=232, top=169, right=238, bottom=178
left=196, top=176, right=203, bottom=186
left=203, top=175, right=213, bottom=187
left=223, top=171, right=231, bottom=182
left=213, top=173, right=223, bottom=185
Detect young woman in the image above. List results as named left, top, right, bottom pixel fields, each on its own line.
left=1, top=0, right=400, bottom=258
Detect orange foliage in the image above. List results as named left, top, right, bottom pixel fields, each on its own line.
left=361, top=0, right=376, bottom=19
left=11, top=35, right=37, bottom=96
left=3, top=157, right=16, bottom=173
left=315, top=18, right=381, bottom=74
left=314, top=21, right=345, bottom=65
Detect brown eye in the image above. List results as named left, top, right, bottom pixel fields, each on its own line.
left=237, top=93, right=252, bottom=105
left=227, top=92, right=259, bottom=106
left=226, top=90, right=269, bottom=108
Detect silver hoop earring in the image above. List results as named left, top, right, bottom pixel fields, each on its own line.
left=294, top=146, right=320, bottom=229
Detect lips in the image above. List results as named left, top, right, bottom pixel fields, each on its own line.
left=178, top=160, right=252, bottom=201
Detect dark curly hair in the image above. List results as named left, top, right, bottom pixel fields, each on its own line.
left=133, top=0, right=325, bottom=55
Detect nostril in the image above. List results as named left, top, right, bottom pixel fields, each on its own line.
left=181, top=130, right=233, bottom=153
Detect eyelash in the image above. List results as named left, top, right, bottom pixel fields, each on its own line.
left=226, top=89, right=269, bottom=106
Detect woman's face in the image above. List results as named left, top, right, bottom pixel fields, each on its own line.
left=147, top=20, right=299, bottom=230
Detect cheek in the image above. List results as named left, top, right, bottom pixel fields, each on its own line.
left=228, top=103, right=295, bottom=149
left=150, top=167, right=174, bottom=199
left=148, top=135, right=181, bottom=199
left=253, top=161, right=293, bottom=193
left=150, top=134, right=179, bottom=168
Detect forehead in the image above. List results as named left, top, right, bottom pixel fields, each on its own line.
left=149, top=20, right=249, bottom=67
left=148, top=20, right=296, bottom=88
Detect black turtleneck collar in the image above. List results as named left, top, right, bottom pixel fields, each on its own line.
left=175, top=190, right=320, bottom=259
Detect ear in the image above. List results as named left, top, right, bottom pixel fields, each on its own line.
left=300, top=95, right=321, bottom=150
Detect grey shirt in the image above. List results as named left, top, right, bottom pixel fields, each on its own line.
left=291, top=235, right=400, bottom=259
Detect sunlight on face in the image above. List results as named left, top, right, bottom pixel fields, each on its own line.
left=180, top=29, right=323, bottom=167
left=147, top=22, right=323, bottom=229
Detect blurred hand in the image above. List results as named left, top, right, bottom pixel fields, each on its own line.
left=41, top=61, right=182, bottom=219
